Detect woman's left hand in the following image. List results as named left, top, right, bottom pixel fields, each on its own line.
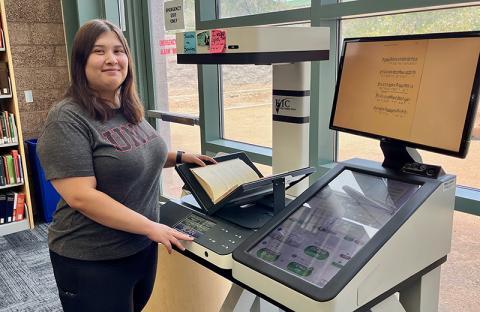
left=181, top=153, right=216, bottom=167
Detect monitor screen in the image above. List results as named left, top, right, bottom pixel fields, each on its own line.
left=330, top=32, right=480, bottom=157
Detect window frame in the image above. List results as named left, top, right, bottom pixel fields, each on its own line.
left=60, top=0, right=480, bottom=215
left=194, top=0, right=480, bottom=215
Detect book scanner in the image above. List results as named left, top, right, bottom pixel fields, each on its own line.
left=160, top=152, right=314, bottom=269
left=177, top=26, right=331, bottom=197
left=176, top=26, right=329, bottom=65
left=230, top=32, right=479, bottom=311
left=158, top=30, right=480, bottom=311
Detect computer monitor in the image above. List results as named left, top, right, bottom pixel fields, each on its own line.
left=330, top=31, right=480, bottom=168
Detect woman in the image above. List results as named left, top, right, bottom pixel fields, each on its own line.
left=37, top=19, right=213, bottom=312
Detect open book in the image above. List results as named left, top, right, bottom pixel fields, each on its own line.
left=190, top=158, right=260, bottom=204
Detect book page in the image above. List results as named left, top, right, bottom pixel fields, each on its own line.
left=191, top=158, right=259, bottom=203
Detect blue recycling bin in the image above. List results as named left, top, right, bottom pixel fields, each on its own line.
left=25, top=139, right=60, bottom=223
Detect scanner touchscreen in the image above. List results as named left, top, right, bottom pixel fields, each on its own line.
left=248, top=169, right=421, bottom=288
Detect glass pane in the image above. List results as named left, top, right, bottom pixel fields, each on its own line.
left=249, top=170, right=420, bottom=287
left=342, top=7, right=480, bottom=38
left=338, top=9, right=480, bottom=312
left=163, top=1, right=198, bottom=115
left=338, top=7, right=480, bottom=189
left=255, top=162, right=273, bottom=176
left=149, top=0, right=201, bottom=198
left=222, top=23, right=309, bottom=148
left=161, top=124, right=202, bottom=199
left=223, top=65, right=272, bottom=147
left=220, top=0, right=310, bottom=18
left=440, top=211, right=480, bottom=312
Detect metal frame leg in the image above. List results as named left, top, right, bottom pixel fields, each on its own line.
left=399, top=266, right=441, bottom=312
left=219, top=283, right=283, bottom=312
left=371, top=266, right=441, bottom=312
left=371, top=293, right=406, bottom=312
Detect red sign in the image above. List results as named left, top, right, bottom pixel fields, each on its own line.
left=161, top=48, right=177, bottom=55
left=160, top=39, right=176, bottom=46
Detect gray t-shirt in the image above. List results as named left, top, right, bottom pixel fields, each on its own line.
left=37, top=98, right=168, bottom=260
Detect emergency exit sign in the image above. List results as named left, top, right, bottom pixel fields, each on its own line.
left=164, top=0, right=185, bottom=31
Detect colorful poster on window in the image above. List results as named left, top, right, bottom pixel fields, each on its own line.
left=184, top=31, right=196, bottom=54
left=209, top=29, right=226, bottom=53
left=197, top=31, right=210, bottom=46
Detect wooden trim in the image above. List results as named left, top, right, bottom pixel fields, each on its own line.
left=0, top=0, right=34, bottom=231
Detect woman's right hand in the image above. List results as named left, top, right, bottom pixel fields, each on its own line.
left=146, top=222, right=194, bottom=254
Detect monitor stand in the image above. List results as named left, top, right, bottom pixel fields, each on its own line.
left=380, top=140, right=444, bottom=178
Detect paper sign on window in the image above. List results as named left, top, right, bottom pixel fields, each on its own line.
left=197, top=31, right=210, bottom=46
left=164, top=0, right=185, bottom=31
left=209, top=29, right=226, bottom=53
left=184, top=31, right=196, bottom=54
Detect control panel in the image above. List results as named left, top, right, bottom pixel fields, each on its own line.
left=174, top=212, right=253, bottom=254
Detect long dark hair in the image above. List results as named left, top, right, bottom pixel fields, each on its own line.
left=65, top=19, right=144, bottom=124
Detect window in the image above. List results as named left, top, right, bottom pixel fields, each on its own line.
left=219, top=0, right=310, bottom=18
left=149, top=0, right=200, bottom=198
left=338, top=7, right=480, bottom=189
left=439, top=210, right=480, bottom=312
left=222, top=65, right=272, bottom=147
left=255, top=162, right=273, bottom=176
left=221, top=23, right=310, bottom=149
left=335, top=10, right=480, bottom=310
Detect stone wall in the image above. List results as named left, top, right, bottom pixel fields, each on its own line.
left=5, top=0, right=68, bottom=140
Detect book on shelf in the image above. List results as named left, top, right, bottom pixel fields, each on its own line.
left=12, top=116, right=18, bottom=143
left=0, top=111, right=19, bottom=144
left=0, top=193, right=5, bottom=224
left=3, top=111, right=9, bottom=142
left=8, top=113, right=17, bottom=143
left=11, top=150, right=20, bottom=183
left=0, top=111, right=6, bottom=143
left=190, top=158, right=260, bottom=204
left=14, top=192, right=25, bottom=221
left=5, top=154, right=15, bottom=184
left=0, top=192, right=26, bottom=224
left=0, top=150, right=23, bottom=186
left=1, top=111, right=9, bottom=143
left=0, top=62, right=9, bottom=95
left=2, top=155, right=9, bottom=184
left=11, top=191, right=16, bottom=221
left=3, top=111, right=10, bottom=143
left=17, top=153, right=24, bottom=183
left=5, top=192, right=14, bottom=223
left=0, top=115, right=3, bottom=143
left=0, top=158, right=5, bottom=186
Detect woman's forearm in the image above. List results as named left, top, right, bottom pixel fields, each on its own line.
left=51, top=176, right=193, bottom=252
left=72, top=188, right=157, bottom=237
left=164, top=151, right=177, bottom=168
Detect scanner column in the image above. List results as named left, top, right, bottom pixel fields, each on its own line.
left=272, top=62, right=310, bottom=195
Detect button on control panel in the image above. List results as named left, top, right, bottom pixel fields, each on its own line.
left=174, top=213, right=250, bottom=253
left=205, top=226, right=246, bottom=251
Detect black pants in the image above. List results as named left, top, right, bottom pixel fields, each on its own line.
left=50, top=242, right=158, bottom=312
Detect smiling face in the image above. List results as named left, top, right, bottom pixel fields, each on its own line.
left=85, top=31, right=128, bottom=102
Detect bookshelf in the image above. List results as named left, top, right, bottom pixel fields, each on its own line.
left=0, top=0, right=33, bottom=235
